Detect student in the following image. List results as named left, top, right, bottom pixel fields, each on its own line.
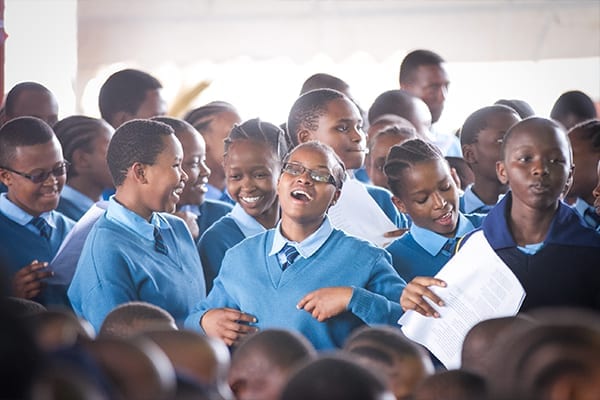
left=0, top=117, right=74, bottom=306
left=228, top=329, right=316, bottom=400
left=3, top=81, right=59, bottom=126
left=366, top=125, right=416, bottom=189
left=459, top=105, right=521, bottom=214
left=54, top=115, right=115, bottom=221
left=384, top=139, right=484, bottom=281
left=399, top=49, right=461, bottom=157
left=99, top=301, right=178, bottom=338
left=280, top=355, right=395, bottom=400
left=344, top=326, right=432, bottom=400
left=184, top=101, right=242, bottom=203
left=67, top=119, right=206, bottom=332
left=413, top=370, right=488, bottom=400
left=567, top=119, right=600, bottom=230
left=152, top=117, right=233, bottom=240
left=288, top=88, right=409, bottom=240
left=197, top=118, right=288, bottom=290
left=494, top=99, right=536, bottom=119
left=98, top=68, right=166, bottom=129
left=186, top=142, right=406, bottom=350
left=550, top=90, right=597, bottom=130
left=401, top=117, right=600, bottom=317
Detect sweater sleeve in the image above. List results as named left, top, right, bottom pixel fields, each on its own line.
left=347, top=250, right=406, bottom=325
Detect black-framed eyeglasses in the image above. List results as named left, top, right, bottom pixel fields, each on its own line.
left=1, top=161, right=70, bottom=184
left=282, top=162, right=337, bottom=187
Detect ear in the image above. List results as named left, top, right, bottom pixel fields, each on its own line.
left=563, top=164, right=575, bottom=197
left=298, top=129, right=314, bottom=144
left=462, top=144, right=476, bottom=164
left=71, top=148, right=89, bottom=172
left=496, top=160, right=509, bottom=184
left=391, top=195, right=408, bottom=214
left=132, top=162, right=148, bottom=184
left=0, top=168, right=12, bottom=186
left=329, top=188, right=342, bottom=207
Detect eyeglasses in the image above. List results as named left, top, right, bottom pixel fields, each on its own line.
left=1, top=161, right=70, bottom=183
left=282, top=162, right=337, bottom=187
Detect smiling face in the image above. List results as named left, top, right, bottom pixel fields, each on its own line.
left=224, top=139, right=280, bottom=228
left=0, top=137, right=65, bottom=217
left=136, top=134, right=188, bottom=219
left=497, top=120, right=573, bottom=214
left=391, top=159, right=460, bottom=237
left=300, top=97, right=367, bottom=170
left=277, top=146, right=341, bottom=233
left=177, top=126, right=210, bottom=206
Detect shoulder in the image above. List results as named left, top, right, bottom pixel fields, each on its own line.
left=364, top=184, right=394, bottom=202
left=201, top=199, right=234, bottom=214
left=330, top=228, right=390, bottom=257
left=199, top=215, right=240, bottom=242
left=464, top=213, right=486, bottom=228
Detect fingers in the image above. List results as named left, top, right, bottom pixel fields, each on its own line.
left=383, top=228, right=409, bottom=238
left=201, top=308, right=258, bottom=346
left=12, top=261, right=53, bottom=299
left=400, top=277, right=446, bottom=318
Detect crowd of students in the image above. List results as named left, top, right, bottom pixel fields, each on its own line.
left=0, top=48, right=599, bottom=400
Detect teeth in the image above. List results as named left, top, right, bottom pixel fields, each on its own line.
left=292, top=190, right=312, bottom=201
left=173, top=188, right=183, bottom=195
left=242, top=196, right=260, bottom=203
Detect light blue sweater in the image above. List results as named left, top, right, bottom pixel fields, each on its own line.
left=185, top=228, right=406, bottom=350
left=68, top=199, right=206, bottom=332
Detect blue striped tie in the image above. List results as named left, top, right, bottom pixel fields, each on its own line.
left=31, top=217, right=51, bottom=239
left=440, top=238, right=458, bottom=257
left=153, top=226, right=168, bottom=255
left=281, top=244, right=299, bottom=270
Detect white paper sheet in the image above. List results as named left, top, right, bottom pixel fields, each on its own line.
left=327, top=177, right=398, bottom=247
left=398, top=230, right=526, bottom=370
left=47, top=201, right=108, bottom=285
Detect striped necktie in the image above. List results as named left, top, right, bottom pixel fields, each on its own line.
left=153, top=226, right=168, bottom=255
left=31, top=217, right=51, bottom=239
left=281, top=244, right=300, bottom=270
left=440, top=238, right=458, bottom=257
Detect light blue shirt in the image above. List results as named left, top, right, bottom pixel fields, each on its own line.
left=572, top=197, right=599, bottom=230
left=460, top=185, right=493, bottom=214
left=410, top=213, right=477, bottom=257
left=270, top=217, right=333, bottom=265
left=179, top=204, right=201, bottom=216
left=106, top=198, right=171, bottom=244
left=230, top=203, right=267, bottom=238
left=61, top=185, right=95, bottom=211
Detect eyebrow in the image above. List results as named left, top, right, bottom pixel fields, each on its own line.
left=407, top=177, right=450, bottom=196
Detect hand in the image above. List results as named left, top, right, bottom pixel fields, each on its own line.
left=297, top=287, right=353, bottom=322
left=12, top=260, right=53, bottom=299
left=200, top=308, right=258, bottom=346
left=383, top=228, right=409, bottom=238
left=400, top=277, right=446, bottom=318
left=174, top=210, right=200, bottom=239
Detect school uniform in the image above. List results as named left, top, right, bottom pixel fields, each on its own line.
left=459, top=185, right=495, bottom=214
left=67, top=197, right=206, bottom=332
left=387, top=213, right=484, bottom=282
left=0, top=193, right=75, bottom=306
left=186, top=217, right=406, bottom=350
left=57, top=185, right=95, bottom=221
left=464, top=192, right=600, bottom=312
left=205, top=183, right=235, bottom=205
left=178, top=199, right=233, bottom=241
left=198, top=203, right=267, bottom=291
left=572, top=197, right=600, bottom=232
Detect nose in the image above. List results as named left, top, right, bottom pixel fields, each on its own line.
left=432, top=191, right=447, bottom=209
left=593, top=183, right=600, bottom=199
left=532, top=159, right=549, bottom=176
left=349, top=126, right=366, bottom=143
left=179, top=167, right=189, bottom=183
left=200, top=161, right=211, bottom=178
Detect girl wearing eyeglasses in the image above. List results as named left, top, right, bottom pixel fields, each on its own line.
left=186, top=141, right=406, bottom=350
left=0, top=117, right=75, bottom=306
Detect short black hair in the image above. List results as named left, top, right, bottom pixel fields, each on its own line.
left=368, top=89, right=420, bottom=125
left=107, top=119, right=174, bottom=186
left=568, top=118, right=600, bottom=149
left=98, top=69, right=162, bottom=124
left=224, top=118, right=289, bottom=163
left=494, top=99, right=536, bottom=119
left=384, top=139, right=445, bottom=198
left=399, top=49, right=445, bottom=85
left=550, top=90, right=597, bottom=125
left=287, top=89, right=347, bottom=148
left=0, top=117, right=55, bottom=167
left=501, top=117, right=567, bottom=160
left=54, top=116, right=113, bottom=178
left=300, top=73, right=350, bottom=96
left=152, top=116, right=196, bottom=137
left=460, top=105, right=520, bottom=146
left=183, top=101, right=238, bottom=134
left=4, top=82, right=52, bottom=119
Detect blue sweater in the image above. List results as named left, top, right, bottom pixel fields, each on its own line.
left=186, top=228, right=406, bottom=350
left=195, top=199, right=233, bottom=239
left=0, top=210, right=74, bottom=306
left=387, top=213, right=483, bottom=282
left=365, top=184, right=410, bottom=228
left=465, top=193, right=600, bottom=312
left=68, top=200, right=206, bottom=332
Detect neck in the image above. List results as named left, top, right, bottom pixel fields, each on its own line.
left=114, top=188, right=152, bottom=221
left=472, top=178, right=508, bottom=205
left=508, top=200, right=558, bottom=246
left=254, top=203, right=280, bottom=230
left=67, top=176, right=105, bottom=202
left=280, top=216, right=323, bottom=243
